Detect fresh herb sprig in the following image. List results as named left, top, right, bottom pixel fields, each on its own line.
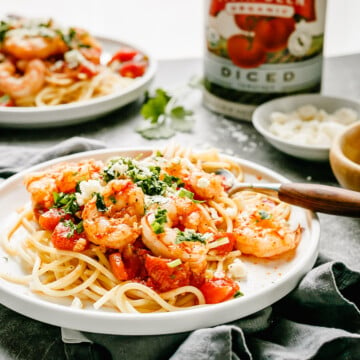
left=136, top=87, right=196, bottom=140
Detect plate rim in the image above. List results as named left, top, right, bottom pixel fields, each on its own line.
left=0, top=147, right=320, bottom=335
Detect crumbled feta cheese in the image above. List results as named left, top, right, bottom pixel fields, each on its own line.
left=76, top=180, right=102, bottom=206
left=197, top=177, right=210, bottom=189
left=64, top=49, right=86, bottom=69
left=228, top=259, right=246, bottom=279
left=269, top=105, right=359, bottom=146
left=111, top=162, right=128, bottom=176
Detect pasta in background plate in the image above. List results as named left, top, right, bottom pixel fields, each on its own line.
left=0, top=16, right=148, bottom=107
left=0, top=145, right=301, bottom=313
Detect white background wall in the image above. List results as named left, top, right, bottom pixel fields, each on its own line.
left=0, top=0, right=358, bottom=60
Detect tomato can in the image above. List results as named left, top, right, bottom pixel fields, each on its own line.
left=203, top=0, right=327, bottom=121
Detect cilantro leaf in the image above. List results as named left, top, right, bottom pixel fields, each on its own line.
left=137, top=87, right=197, bottom=140
left=170, top=106, right=193, bottom=119
left=141, top=89, right=171, bottom=124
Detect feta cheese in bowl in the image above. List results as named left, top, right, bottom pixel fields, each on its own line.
left=252, top=94, right=360, bottom=161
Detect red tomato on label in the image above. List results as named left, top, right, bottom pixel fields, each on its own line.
left=109, top=252, right=129, bottom=281
left=209, top=0, right=227, bottom=16
left=109, top=48, right=138, bottom=64
left=200, top=277, right=239, bottom=304
left=119, top=62, right=146, bottom=78
left=255, top=17, right=295, bottom=52
left=51, top=222, right=88, bottom=252
left=234, top=14, right=261, bottom=31
left=38, top=208, right=72, bottom=231
left=227, top=35, right=266, bottom=69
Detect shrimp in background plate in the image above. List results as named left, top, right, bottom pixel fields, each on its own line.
left=232, top=191, right=301, bottom=258
left=82, top=179, right=145, bottom=249
left=0, top=59, right=46, bottom=99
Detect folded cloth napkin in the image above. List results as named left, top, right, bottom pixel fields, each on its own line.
left=0, top=138, right=359, bottom=360
left=0, top=136, right=106, bottom=178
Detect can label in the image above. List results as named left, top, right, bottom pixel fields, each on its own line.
left=204, top=0, right=327, bottom=120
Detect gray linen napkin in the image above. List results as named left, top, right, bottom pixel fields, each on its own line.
left=0, top=139, right=359, bottom=360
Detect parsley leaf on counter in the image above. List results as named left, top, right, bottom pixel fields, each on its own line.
left=136, top=87, right=196, bottom=140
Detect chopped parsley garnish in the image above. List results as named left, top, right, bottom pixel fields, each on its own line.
left=234, top=291, right=244, bottom=298
left=95, top=193, right=107, bottom=212
left=0, top=21, right=10, bottom=42
left=258, top=210, right=272, bottom=220
left=136, top=87, right=195, bottom=140
left=163, top=174, right=184, bottom=189
left=62, top=219, right=84, bottom=238
left=56, top=27, right=76, bottom=47
left=53, top=192, right=79, bottom=215
left=151, top=208, right=168, bottom=234
left=175, top=229, right=207, bottom=245
left=178, top=188, right=204, bottom=203
left=102, top=157, right=168, bottom=196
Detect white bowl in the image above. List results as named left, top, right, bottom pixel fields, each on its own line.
left=252, top=94, right=360, bottom=161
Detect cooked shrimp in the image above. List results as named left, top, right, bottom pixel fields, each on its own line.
left=0, top=59, right=46, bottom=99
left=232, top=191, right=301, bottom=257
left=82, top=179, right=144, bottom=249
left=3, top=29, right=67, bottom=60
left=72, top=28, right=102, bottom=64
left=141, top=196, right=214, bottom=277
left=162, top=158, right=224, bottom=200
left=24, top=159, right=103, bottom=209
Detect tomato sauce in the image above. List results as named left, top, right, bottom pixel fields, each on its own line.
left=203, top=0, right=327, bottom=120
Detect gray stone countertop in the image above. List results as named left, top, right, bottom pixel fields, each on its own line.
left=0, top=56, right=359, bottom=359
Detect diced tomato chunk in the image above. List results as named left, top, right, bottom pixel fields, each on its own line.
left=38, top=208, right=72, bottom=231
left=210, top=233, right=237, bottom=255
left=51, top=221, right=88, bottom=252
left=108, top=48, right=138, bottom=64
left=109, top=252, right=128, bottom=281
left=0, top=94, right=14, bottom=107
left=122, top=246, right=149, bottom=280
left=145, top=255, right=191, bottom=292
left=119, top=62, right=146, bottom=78
left=200, top=277, right=240, bottom=304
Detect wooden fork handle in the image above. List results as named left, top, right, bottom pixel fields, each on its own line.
left=279, top=183, right=360, bottom=217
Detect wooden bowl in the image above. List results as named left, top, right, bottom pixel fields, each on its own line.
left=330, top=121, right=360, bottom=191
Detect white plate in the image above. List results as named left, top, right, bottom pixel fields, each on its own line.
left=0, top=148, right=320, bottom=335
left=0, top=37, right=156, bottom=128
left=252, top=94, right=360, bottom=161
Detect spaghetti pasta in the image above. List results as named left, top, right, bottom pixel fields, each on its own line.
left=0, top=145, right=301, bottom=313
